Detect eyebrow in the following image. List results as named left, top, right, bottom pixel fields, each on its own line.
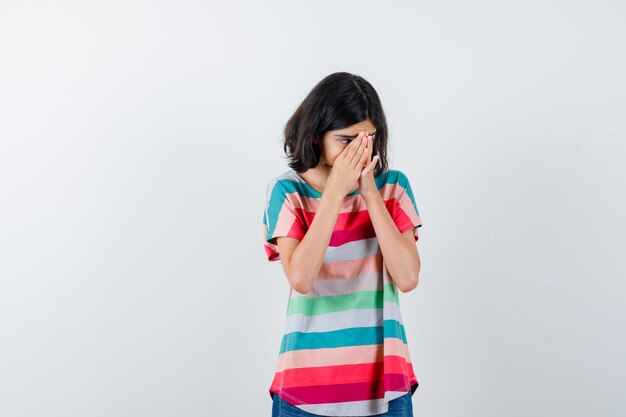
left=334, top=131, right=377, bottom=139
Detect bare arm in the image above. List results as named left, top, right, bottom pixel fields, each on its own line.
left=276, top=135, right=370, bottom=294
left=276, top=191, right=344, bottom=294
left=362, top=190, right=421, bottom=292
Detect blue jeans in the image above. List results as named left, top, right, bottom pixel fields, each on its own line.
left=271, top=392, right=414, bottom=417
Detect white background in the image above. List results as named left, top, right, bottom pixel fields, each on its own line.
left=1, top=1, right=625, bottom=416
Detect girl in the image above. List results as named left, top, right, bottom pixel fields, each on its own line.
left=263, top=72, right=422, bottom=417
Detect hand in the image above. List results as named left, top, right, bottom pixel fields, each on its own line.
left=326, top=132, right=370, bottom=196
left=358, top=133, right=379, bottom=195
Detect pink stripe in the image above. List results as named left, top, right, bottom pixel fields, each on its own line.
left=316, top=252, right=381, bottom=280
left=275, top=338, right=413, bottom=372
left=385, top=337, right=413, bottom=361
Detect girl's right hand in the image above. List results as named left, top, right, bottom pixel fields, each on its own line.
left=325, top=131, right=370, bottom=197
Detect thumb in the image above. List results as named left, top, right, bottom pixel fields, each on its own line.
left=362, top=155, right=379, bottom=176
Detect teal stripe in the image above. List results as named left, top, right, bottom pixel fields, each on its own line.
left=386, top=319, right=408, bottom=344
left=279, top=319, right=407, bottom=353
left=389, top=170, right=420, bottom=218
left=264, top=180, right=292, bottom=239
left=264, top=177, right=323, bottom=238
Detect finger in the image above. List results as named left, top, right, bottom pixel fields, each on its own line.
left=365, top=154, right=379, bottom=171
left=340, top=133, right=365, bottom=162
left=346, top=134, right=366, bottom=165
left=366, top=135, right=373, bottom=161
left=350, top=137, right=368, bottom=167
left=349, top=143, right=366, bottom=169
left=351, top=132, right=367, bottom=149
left=366, top=155, right=379, bottom=172
left=360, top=135, right=373, bottom=168
left=358, top=145, right=370, bottom=170
left=361, top=163, right=372, bottom=177
left=361, top=160, right=374, bottom=179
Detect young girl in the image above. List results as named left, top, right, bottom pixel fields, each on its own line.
left=263, top=72, right=422, bottom=417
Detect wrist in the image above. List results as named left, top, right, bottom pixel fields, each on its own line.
left=321, top=187, right=346, bottom=205
left=361, top=188, right=380, bottom=201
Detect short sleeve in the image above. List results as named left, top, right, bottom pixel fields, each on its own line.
left=391, top=171, right=423, bottom=242
left=262, top=179, right=307, bottom=262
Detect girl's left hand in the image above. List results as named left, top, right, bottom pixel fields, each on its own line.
left=358, top=133, right=379, bottom=195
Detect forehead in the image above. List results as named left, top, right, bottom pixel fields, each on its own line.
left=332, top=119, right=376, bottom=134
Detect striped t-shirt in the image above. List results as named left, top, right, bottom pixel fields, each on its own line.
left=262, top=168, right=422, bottom=416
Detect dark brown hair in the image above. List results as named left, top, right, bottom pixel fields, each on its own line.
left=283, top=72, right=389, bottom=177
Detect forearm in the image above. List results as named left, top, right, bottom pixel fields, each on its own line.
left=289, top=190, right=345, bottom=293
left=362, top=190, right=420, bottom=292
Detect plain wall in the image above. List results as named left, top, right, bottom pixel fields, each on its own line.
left=1, top=1, right=624, bottom=416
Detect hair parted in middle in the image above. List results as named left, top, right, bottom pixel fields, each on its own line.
left=282, top=72, right=389, bottom=177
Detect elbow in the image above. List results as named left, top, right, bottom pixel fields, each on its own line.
left=288, top=274, right=313, bottom=294
left=398, top=274, right=419, bottom=293
left=292, top=280, right=312, bottom=294
left=283, top=262, right=313, bottom=294
left=398, top=253, right=421, bottom=293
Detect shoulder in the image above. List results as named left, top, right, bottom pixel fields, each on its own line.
left=266, top=170, right=298, bottom=192
left=379, top=168, right=410, bottom=187
left=265, top=170, right=305, bottom=208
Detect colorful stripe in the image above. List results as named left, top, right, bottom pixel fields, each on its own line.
left=279, top=319, right=408, bottom=353
left=263, top=168, right=422, bottom=416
